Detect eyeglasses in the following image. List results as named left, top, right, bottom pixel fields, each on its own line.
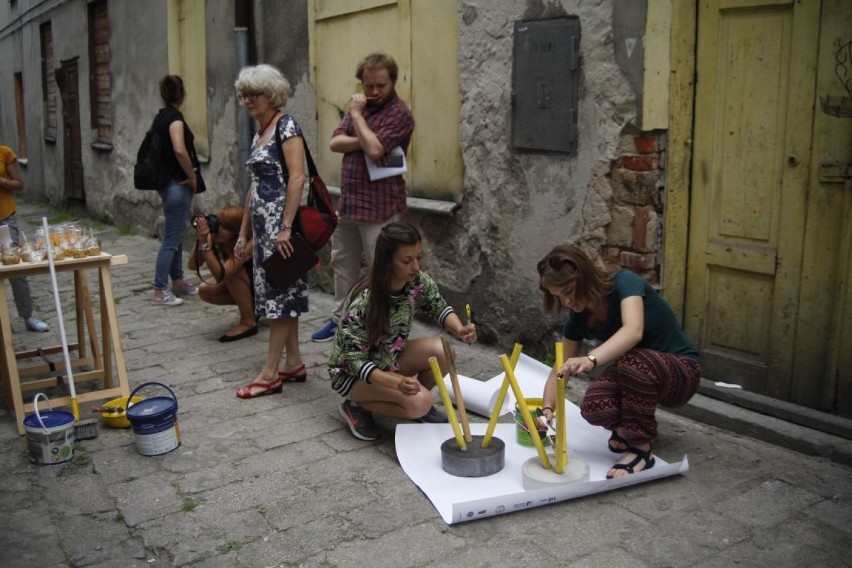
left=238, top=92, right=264, bottom=101
left=537, top=255, right=576, bottom=275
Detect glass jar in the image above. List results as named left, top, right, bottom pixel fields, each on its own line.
left=86, top=236, right=102, bottom=256
left=19, top=243, right=32, bottom=262
left=1, top=244, right=21, bottom=265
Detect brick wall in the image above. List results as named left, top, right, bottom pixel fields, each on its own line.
left=602, top=132, right=666, bottom=285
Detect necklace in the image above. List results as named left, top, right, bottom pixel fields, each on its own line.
left=258, top=112, right=279, bottom=136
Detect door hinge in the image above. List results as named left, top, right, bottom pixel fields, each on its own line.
left=819, top=162, right=852, bottom=183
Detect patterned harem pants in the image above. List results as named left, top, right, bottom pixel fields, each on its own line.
left=579, top=349, right=701, bottom=446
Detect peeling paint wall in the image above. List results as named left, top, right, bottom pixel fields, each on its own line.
left=409, top=0, right=650, bottom=355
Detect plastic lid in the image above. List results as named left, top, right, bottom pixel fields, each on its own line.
left=23, top=410, right=75, bottom=429
left=126, top=397, right=176, bottom=419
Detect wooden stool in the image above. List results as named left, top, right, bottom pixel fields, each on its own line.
left=0, top=253, right=130, bottom=434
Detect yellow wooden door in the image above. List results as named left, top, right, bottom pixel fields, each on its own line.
left=167, top=0, right=208, bottom=157
left=685, top=0, right=820, bottom=399
left=792, top=2, right=852, bottom=414
left=310, top=0, right=463, bottom=200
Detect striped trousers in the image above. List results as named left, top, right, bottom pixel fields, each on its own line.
left=580, top=349, right=700, bottom=446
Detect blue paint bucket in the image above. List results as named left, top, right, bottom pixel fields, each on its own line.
left=126, top=382, right=181, bottom=456
left=23, top=393, right=75, bottom=466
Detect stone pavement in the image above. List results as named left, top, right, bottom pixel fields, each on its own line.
left=1, top=201, right=851, bottom=568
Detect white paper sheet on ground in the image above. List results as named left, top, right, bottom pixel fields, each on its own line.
left=397, top=393, right=689, bottom=524
left=440, top=374, right=512, bottom=417
left=441, top=353, right=558, bottom=418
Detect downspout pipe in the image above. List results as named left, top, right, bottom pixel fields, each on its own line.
left=235, top=0, right=251, bottom=202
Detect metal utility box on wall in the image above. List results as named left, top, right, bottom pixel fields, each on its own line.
left=511, top=18, right=580, bottom=155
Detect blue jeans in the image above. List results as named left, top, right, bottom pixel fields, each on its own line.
left=0, top=213, right=34, bottom=319
left=153, top=181, right=192, bottom=289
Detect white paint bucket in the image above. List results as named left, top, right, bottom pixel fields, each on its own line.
left=125, top=382, right=180, bottom=456
left=23, top=393, right=75, bottom=466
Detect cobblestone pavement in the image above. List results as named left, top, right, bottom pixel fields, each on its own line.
left=0, top=201, right=850, bottom=567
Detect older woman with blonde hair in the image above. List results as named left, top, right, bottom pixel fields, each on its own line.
left=233, top=64, right=308, bottom=398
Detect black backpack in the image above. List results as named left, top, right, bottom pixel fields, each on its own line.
left=134, top=111, right=170, bottom=190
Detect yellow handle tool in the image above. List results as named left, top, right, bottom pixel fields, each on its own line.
left=429, top=356, right=467, bottom=451
left=481, top=343, right=522, bottom=448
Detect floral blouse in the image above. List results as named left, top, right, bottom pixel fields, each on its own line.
left=328, top=272, right=454, bottom=396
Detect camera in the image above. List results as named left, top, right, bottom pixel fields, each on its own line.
left=192, top=214, right=221, bottom=233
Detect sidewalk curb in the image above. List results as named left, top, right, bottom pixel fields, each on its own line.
left=671, top=392, right=852, bottom=467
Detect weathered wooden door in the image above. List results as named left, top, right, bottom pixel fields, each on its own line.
left=55, top=58, right=85, bottom=201
left=685, top=1, right=820, bottom=400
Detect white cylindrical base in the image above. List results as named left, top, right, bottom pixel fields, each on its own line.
left=521, top=454, right=590, bottom=490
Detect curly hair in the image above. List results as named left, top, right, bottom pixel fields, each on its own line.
left=234, top=64, right=292, bottom=109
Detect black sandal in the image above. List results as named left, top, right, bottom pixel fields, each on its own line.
left=606, top=445, right=655, bottom=479
left=608, top=430, right=629, bottom=453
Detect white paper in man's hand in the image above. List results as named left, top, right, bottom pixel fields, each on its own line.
left=366, top=146, right=406, bottom=181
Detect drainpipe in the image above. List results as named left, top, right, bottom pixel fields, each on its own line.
left=235, top=0, right=251, bottom=202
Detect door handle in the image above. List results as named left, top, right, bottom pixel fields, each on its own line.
left=787, top=152, right=801, bottom=167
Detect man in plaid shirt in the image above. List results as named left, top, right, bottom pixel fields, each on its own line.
left=312, top=52, right=415, bottom=342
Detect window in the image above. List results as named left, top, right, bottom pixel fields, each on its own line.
left=88, top=0, right=112, bottom=146
left=13, top=72, right=27, bottom=158
left=40, top=22, right=58, bottom=142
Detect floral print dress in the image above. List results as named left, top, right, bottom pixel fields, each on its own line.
left=327, top=272, right=455, bottom=396
left=246, top=114, right=309, bottom=319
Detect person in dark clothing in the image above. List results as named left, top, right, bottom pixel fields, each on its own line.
left=151, top=74, right=203, bottom=306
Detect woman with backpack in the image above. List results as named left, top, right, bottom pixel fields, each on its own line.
left=150, top=74, right=204, bottom=307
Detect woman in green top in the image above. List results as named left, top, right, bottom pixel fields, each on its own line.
left=328, top=223, right=477, bottom=441
left=537, top=245, right=700, bottom=479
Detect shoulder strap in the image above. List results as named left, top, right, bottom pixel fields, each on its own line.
left=149, top=109, right=162, bottom=132
left=275, top=117, right=319, bottom=178
left=302, top=138, right=319, bottom=178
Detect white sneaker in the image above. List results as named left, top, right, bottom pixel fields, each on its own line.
left=25, top=317, right=49, bottom=332
left=152, top=290, right=183, bottom=306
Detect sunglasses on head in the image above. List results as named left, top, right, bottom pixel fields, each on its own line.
left=537, top=255, right=576, bottom=275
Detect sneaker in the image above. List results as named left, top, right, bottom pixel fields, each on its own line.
left=417, top=406, right=449, bottom=423
left=311, top=319, right=337, bottom=342
left=24, top=317, right=49, bottom=332
left=171, top=281, right=198, bottom=295
left=338, top=400, right=379, bottom=441
left=152, top=290, right=183, bottom=306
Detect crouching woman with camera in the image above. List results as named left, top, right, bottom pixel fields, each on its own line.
left=189, top=206, right=258, bottom=342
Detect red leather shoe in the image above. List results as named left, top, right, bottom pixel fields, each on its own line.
left=278, top=364, right=307, bottom=383
left=236, top=378, right=283, bottom=399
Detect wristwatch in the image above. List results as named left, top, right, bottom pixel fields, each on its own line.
left=198, top=242, right=211, bottom=251
left=586, top=354, right=598, bottom=368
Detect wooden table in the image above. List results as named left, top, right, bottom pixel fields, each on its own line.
left=0, top=252, right=130, bottom=434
